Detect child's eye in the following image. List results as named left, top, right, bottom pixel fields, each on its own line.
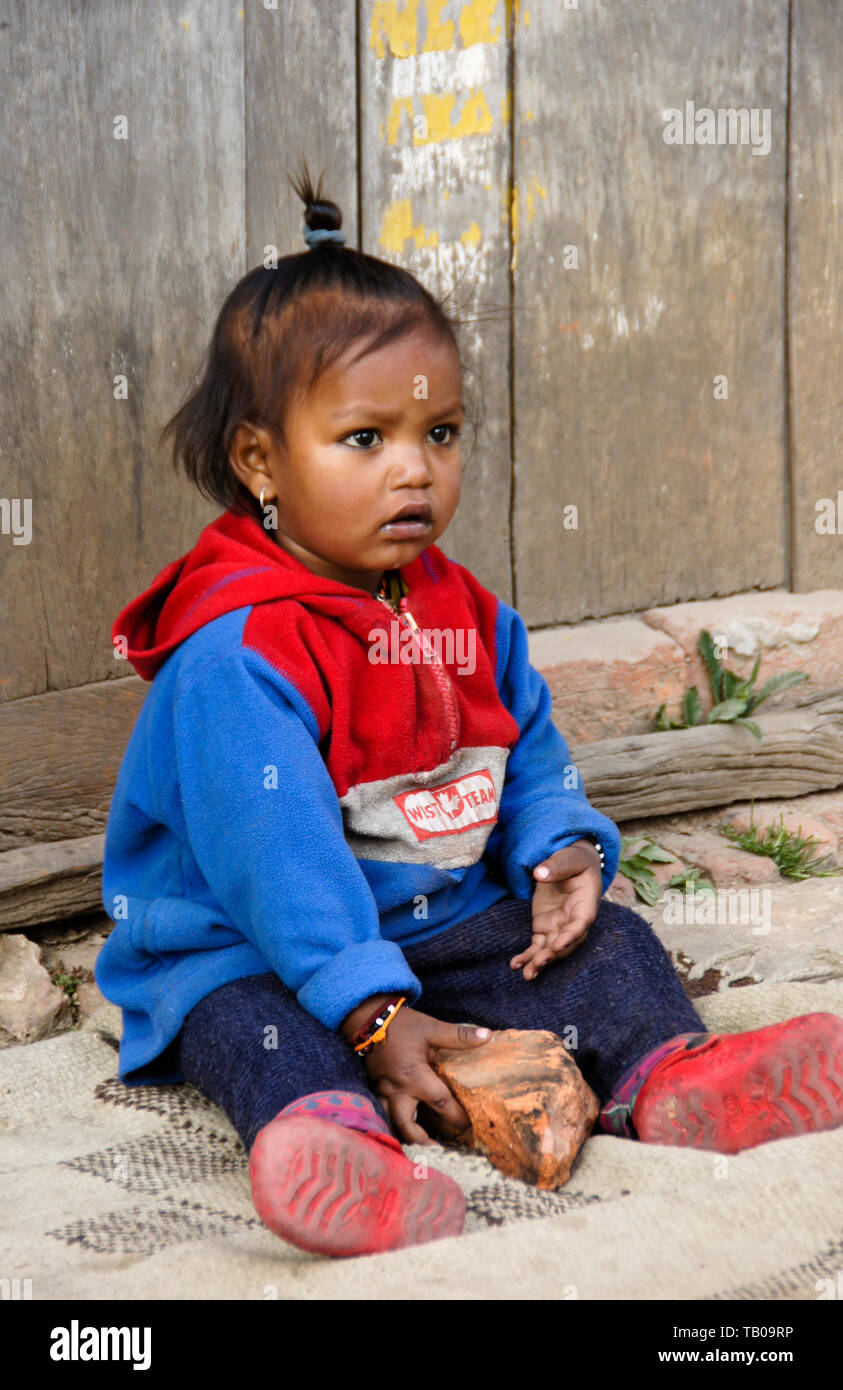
left=340, top=424, right=461, bottom=449
left=429, top=423, right=461, bottom=446
left=342, top=428, right=381, bottom=449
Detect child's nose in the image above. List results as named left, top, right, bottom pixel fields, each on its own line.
left=386, top=446, right=435, bottom=487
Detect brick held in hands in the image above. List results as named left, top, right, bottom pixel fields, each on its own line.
left=430, top=1028, right=600, bottom=1190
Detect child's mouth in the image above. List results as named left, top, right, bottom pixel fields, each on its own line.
left=379, top=503, right=433, bottom=538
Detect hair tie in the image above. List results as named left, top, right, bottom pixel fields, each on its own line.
left=303, top=223, right=346, bottom=248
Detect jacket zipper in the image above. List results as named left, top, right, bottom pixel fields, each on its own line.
left=376, top=594, right=460, bottom=758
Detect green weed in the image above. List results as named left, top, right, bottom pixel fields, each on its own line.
left=618, top=835, right=715, bottom=905
left=717, top=809, right=841, bottom=880
left=654, top=630, right=808, bottom=740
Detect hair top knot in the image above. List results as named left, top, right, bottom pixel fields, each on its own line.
left=288, top=160, right=345, bottom=250
left=303, top=224, right=347, bottom=248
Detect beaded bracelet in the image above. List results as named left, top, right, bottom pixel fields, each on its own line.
left=579, top=835, right=606, bottom=872
left=351, top=997, right=407, bottom=1054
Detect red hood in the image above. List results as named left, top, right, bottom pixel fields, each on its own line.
left=113, top=509, right=433, bottom=681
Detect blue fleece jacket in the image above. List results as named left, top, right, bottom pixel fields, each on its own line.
left=94, top=511, right=622, bottom=1084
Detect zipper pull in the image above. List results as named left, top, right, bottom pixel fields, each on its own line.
left=399, top=599, right=420, bottom=632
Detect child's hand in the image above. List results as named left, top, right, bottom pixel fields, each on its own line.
left=509, top=840, right=603, bottom=981
left=359, top=1007, right=491, bottom=1146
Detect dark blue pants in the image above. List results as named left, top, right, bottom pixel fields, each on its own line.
left=177, top=895, right=704, bottom=1152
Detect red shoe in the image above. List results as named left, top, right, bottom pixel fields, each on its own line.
left=249, top=1115, right=465, bottom=1257
left=632, top=1012, right=843, bottom=1155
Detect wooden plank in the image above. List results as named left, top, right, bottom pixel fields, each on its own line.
left=245, top=0, right=358, bottom=266
left=0, top=0, right=245, bottom=702
left=788, top=0, right=843, bottom=590
left=0, top=676, right=146, bottom=850
left=512, top=0, right=789, bottom=625
left=360, top=0, right=514, bottom=602
left=0, top=835, right=105, bottom=930
left=7, top=688, right=843, bottom=927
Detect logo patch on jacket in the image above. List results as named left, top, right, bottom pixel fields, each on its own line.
left=393, top=769, right=498, bottom=840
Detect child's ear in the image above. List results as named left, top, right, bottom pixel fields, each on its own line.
left=228, top=421, right=274, bottom=494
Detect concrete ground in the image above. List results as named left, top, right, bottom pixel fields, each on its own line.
left=605, top=789, right=843, bottom=999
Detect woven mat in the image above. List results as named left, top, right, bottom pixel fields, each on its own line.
left=1, top=981, right=842, bottom=1300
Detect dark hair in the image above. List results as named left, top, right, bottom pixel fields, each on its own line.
left=159, top=160, right=480, bottom=522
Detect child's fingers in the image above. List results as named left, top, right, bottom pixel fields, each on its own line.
left=389, top=1092, right=435, bottom=1146
left=415, top=1073, right=473, bottom=1136
left=522, top=946, right=555, bottom=979
left=523, top=917, right=595, bottom=973
left=520, top=923, right=592, bottom=978
left=558, top=907, right=595, bottom=943
left=515, top=938, right=557, bottom=978
left=426, top=1019, right=491, bottom=1052
left=510, top=911, right=578, bottom=968
left=550, top=938, right=584, bottom=962
left=549, top=928, right=586, bottom=958
left=510, top=892, right=595, bottom=971
left=509, top=934, right=550, bottom=969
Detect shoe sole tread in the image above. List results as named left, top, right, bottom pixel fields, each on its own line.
left=250, top=1116, right=465, bottom=1256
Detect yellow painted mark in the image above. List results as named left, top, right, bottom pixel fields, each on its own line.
left=372, top=0, right=529, bottom=59
left=422, top=0, right=454, bottom=52
left=500, top=89, right=511, bottom=125
left=504, top=0, right=529, bottom=36
left=383, top=89, right=493, bottom=145
left=525, top=175, right=547, bottom=223
left=505, top=177, right=545, bottom=271
left=450, top=86, right=494, bottom=137
left=461, top=221, right=482, bottom=246
left=525, top=8, right=530, bottom=25
left=183, top=18, right=189, bottom=28
left=525, top=108, right=535, bottom=122
left=419, top=92, right=459, bottom=142
left=385, top=97, right=416, bottom=144
left=379, top=198, right=439, bottom=254
left=442, top=188, right=450, bottom=200
left=459, top=0, right=501, bottom=47
left=370, top=0, right=421, bottom=60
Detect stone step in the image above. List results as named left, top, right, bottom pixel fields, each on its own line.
left=530, top=587, right=843, bottom=744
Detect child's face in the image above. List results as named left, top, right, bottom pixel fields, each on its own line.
left=232, top=325, right=463, bottom=593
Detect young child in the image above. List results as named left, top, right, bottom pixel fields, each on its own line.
left=95, top=165, right=843, bottom=1259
